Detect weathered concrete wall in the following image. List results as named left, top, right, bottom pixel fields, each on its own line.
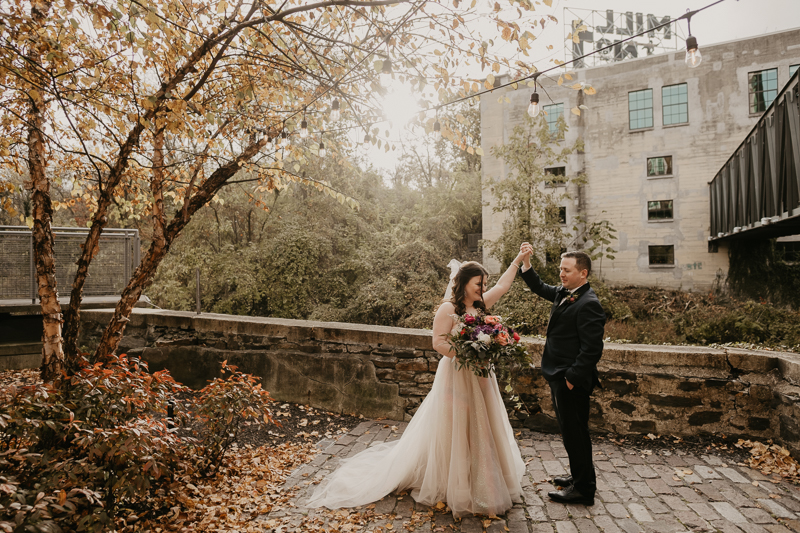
left=481, top=28, right=800, bottom=290
left=79, top=309, right=800, bottom=457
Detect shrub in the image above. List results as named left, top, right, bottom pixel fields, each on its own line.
left=0, top=357, right=277, bottom=532
left=189, top=361, right=275, bottom=476
left=0, top=355, right=186, bottom=532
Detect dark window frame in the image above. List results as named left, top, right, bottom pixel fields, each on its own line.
left=647, top=200, right=674, bottom=221
left=545, top=205, right=567, bottom=226
left=544, top=166, right=567, bottom=187
left=648, top=245, right=675, bottom=266
left=748, top=68, right=778, bottom=114
left=647, top=156, right=673, bottom=177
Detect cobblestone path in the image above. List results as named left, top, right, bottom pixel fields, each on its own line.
left=266, top=420, right=800, bottom=533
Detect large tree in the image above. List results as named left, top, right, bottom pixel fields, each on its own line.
left=1, top=0, right=552, bottom=381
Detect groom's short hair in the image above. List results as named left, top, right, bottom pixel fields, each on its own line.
left=561, top=251, right=592, bottom=275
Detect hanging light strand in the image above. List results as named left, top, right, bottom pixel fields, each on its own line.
left=252, top=0, right=726, bottom=155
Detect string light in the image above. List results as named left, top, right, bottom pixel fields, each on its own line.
left=380, top=58, right=393, bottom=88
left=319, top=140, right=326, bottom=158
left=300, top=117, right=309, bottom=138
left=433, top=119, right=441, bottom=138
left=330, top=99, right=341, bottom=121
left=684, top=14, right=702, bottom=69
left=264, top=135, right=274, bottom=151
left=253, top=0, right=722, bottom=159
left=527, top=92, right=540, bottom=118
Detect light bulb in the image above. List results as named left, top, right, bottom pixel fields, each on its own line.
left=318, top=141, right=326, bottom=158
left=433, top=120, right=441, bottom=138
left=380, top=58, right=393, bottom=88
left=300, top=119, right=309, bottom=138
left=330, top=99, right=340, bottom=121
left=280, top=130, right=289, bottom=147
left=364, top=133, right=371, bottom=143
left=265, top=136, right=274, bottom=151
left=527, top=92, right=540, bottom=118
left=685, top=36, right=702, bottom=68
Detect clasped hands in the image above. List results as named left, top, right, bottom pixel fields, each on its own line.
left=516, top=242, right=533, bottom=267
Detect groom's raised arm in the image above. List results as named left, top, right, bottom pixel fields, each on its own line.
left=519, top=266, right=559, bottom=303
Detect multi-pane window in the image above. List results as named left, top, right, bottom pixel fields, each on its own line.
left=543, top=103, right=564, bottom=138
left=628, top=89, right=653, bottom=130
left=648, top=200, right=674, bottom=221
left=648, top=245, right=675, bottom=266
left=748, top=69, right=778, bottom=114
left=545, top=205, right=567, bottom=225
left=647, top=156, right=673, bottom=177
left=662, top=84, right=688, bottom=125
left=544, top=166, right=566, bottom=187
left=791, top=65, right=799, bottom=77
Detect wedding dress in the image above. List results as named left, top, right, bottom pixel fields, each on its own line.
left=305, top=354, right=525, bottom=517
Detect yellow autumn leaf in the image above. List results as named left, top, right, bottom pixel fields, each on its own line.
left=557, top=76, right=563, bottom=86
left=571, top=107, right=581, bottom=115
left=475, top=146, right=484, bottom=156
left=217, top=1, right=227, bottom=14
left=564, top=73, right=573, bottom=80
left=583, top=85, right=597, bottom=95
left=543, top=0, right=552, bottom=5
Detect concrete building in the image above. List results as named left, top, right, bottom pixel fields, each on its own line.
left=480, top=27, right=800, bottom=290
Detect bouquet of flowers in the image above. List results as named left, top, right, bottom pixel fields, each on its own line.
left=447, top=313, right=531, bottom=379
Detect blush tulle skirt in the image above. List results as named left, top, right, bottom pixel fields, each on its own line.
left=305, top=355, right=525, bottom=517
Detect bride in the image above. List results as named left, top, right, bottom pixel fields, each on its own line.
left=306, top=247, right=531, bottom=517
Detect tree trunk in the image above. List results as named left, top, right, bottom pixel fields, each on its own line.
left=94, top=139, right=266, bottom=360
left=26, top=0, right=64, bottom=383
left=59, top=21, right=251, bottom=364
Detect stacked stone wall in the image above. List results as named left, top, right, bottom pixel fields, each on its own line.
left=79, top=309, right=800, bottom=457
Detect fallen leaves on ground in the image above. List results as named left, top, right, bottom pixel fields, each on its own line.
left=736, top=439, right=800, bottom=482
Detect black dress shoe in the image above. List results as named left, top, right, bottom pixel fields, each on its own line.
left=548, top=485, right=595, bottom=506
left=553, top=475, right=573, bottom=487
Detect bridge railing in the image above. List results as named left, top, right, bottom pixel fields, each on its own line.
left=709, top=69, right=800, bottom=241
left=0, top=226, right=140, bottom=303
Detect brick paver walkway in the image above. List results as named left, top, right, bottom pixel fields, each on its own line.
left=268, top=420, right=800, bottom=533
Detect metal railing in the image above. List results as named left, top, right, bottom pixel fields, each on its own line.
left=0, top=226, right=140, bottom=303
left=709, top=69, right=800, bottom=242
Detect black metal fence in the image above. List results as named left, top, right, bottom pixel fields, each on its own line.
left=0, top=226, right=140, bottom=302
left=709, top=69, right=800, bottom=242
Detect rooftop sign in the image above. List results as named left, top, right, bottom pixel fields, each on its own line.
left=565, top=8, right=682, bottom=68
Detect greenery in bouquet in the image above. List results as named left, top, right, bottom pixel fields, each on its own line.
left=447, top=313, right=531, bottom=379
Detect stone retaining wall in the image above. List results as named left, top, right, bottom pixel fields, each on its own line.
left=79, top=309, right=800, bottom=457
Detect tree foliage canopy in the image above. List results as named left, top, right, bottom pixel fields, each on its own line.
left=0, top=0, right=556, bottom=380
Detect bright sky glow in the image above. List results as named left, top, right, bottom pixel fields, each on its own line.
left=380, top=80, right=423, bottom=130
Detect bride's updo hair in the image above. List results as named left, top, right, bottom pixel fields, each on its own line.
left=450, top=261, right=489, bottom=315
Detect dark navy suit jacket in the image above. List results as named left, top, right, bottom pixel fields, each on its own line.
left=519, top=267, right=606, bottom=391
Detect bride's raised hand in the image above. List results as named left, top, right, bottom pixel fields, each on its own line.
left=519, top=242, right=533, bottom=268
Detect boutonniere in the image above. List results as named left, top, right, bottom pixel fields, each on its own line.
left=564, top=291, right=582, bottom=305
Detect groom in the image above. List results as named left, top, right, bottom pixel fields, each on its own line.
left=519, top=245, right=606, bottom=506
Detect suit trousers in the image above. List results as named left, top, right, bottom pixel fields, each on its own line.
left=549, top=379, right=596, bottom=496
